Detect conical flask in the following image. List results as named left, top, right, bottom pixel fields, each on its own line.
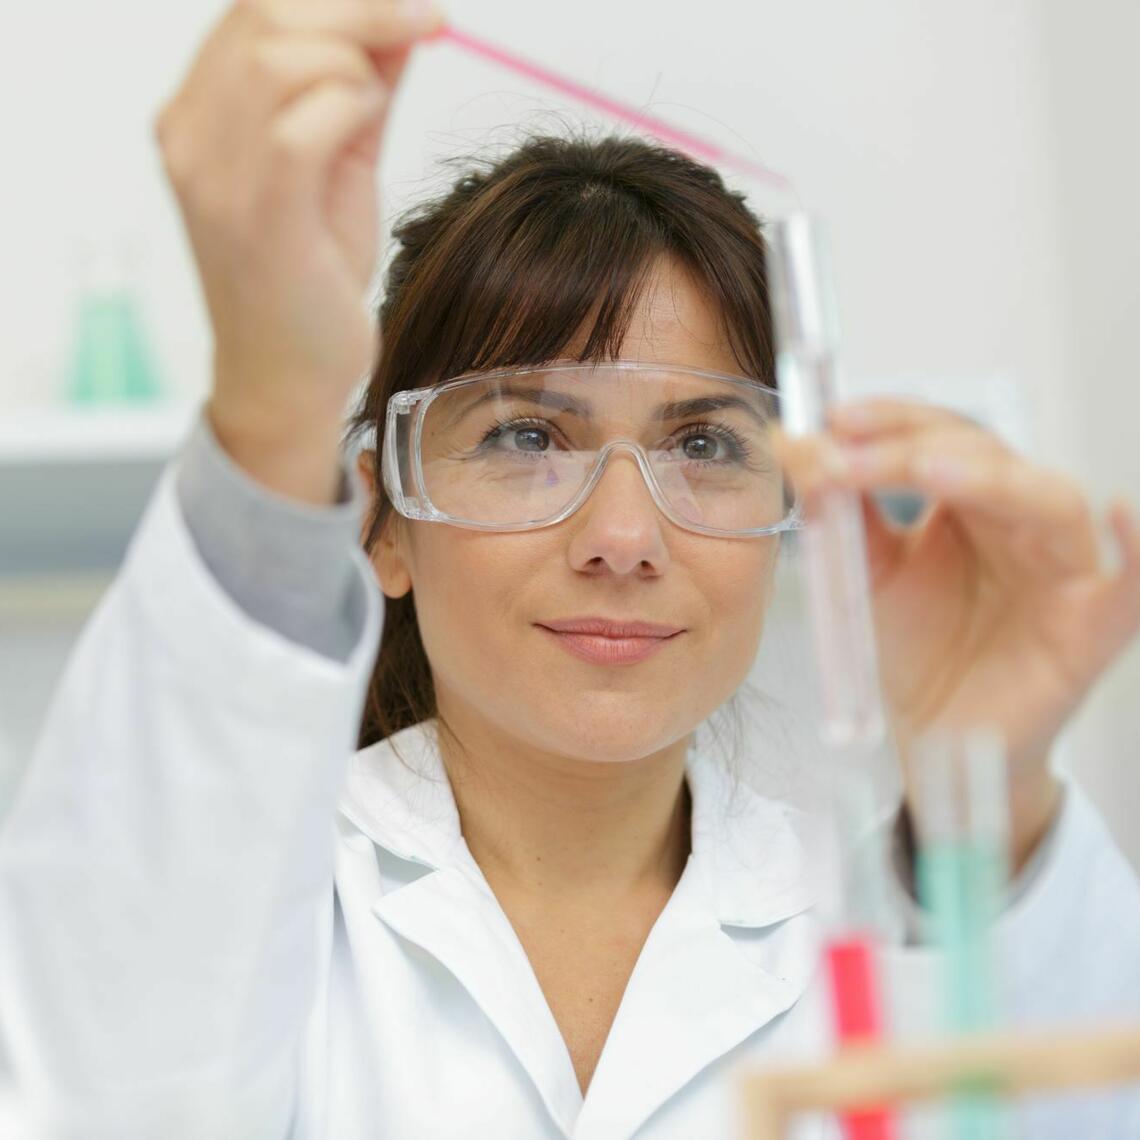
left=66, top=239, right=163, bottom=405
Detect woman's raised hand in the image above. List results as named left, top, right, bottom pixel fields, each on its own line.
left=154, top=0, right=444, bottom=503
left=775, top=402, right=1140, bottom=870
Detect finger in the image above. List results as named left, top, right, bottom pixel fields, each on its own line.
left=860, top=493, right=908, bottom=588
left=249, top=0, right=446, bottom=52
left=1109, top=499, right=1140, bottom=582
left=1108, top=501, right=1140, bottom=639
left=363, top=43, right=415, bottom=116
left=837, top=431, right=1005, bottom=492
left=828, top=397, right=980, bottom=442
left=835, top=435, right=1102, bottom=570
left=776, top=428, right=908, bottom=586
left=262, top=79, right=389, bottom=204
left=249, top=34, right=380, bottom=117
left=769, top=427, right=848, bottom=499
left=774, top=424, right=990, bottom=510
left=155, top=24, right=387, bottom=191
left=1076, top=502, right=1140, bottom=676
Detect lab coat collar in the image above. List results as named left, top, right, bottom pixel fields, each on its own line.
left=340, top=718, right=815, bottom=929
left=339, top=717, right=465, bottom=871
left=686, top=720, right=817, bottom=930
left=338, top=720, right=818, bottom=1138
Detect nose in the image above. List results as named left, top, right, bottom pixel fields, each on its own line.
left=564, top=446, right=671, bottom=577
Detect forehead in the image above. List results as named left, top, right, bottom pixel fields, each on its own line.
left=560, top=257, right=745, bottom=378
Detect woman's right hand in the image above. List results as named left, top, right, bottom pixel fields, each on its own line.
left=155, top=0, right=444, bottom=503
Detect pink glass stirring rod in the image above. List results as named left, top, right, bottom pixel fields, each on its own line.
left=425, top=24, right=794, bottom=193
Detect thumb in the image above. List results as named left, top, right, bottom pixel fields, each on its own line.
left=1094, top=500, right=1140, bottom=662
left=860, top=492, right=907, bottom=590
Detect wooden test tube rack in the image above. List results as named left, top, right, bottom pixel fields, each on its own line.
left=741, top=1026, right=1140, bottom=1139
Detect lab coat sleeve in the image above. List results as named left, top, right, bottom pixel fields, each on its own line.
left=994, top=780, right=1140, bottom=1025
left=887, top=779, right=1140, bottom=1021
left=0, top=454, right=383, bottom=1138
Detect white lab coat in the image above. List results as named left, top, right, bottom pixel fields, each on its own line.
left=2, top=466, right=1140, bottom=1140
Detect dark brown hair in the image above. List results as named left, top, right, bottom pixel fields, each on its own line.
left=345, top=129, right=776, bottom=751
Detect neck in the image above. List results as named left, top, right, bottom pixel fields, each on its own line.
left=437, top=715, right=692, bottom=899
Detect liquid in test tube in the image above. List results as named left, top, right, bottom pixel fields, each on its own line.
left=913, top=729, right=1011, bottom=1140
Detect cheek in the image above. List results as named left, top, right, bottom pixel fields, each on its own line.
left=704, top=541, right=780, bottom=678
left=405, top=530, right=529, bottom=676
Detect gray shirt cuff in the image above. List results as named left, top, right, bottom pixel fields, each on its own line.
left=173, top=407, right=372, bottom=663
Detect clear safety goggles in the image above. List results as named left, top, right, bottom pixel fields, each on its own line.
left=380, top=361, right=803, bottom=539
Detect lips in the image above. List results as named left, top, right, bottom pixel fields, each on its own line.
left=536, top=617, right=684, bottom=665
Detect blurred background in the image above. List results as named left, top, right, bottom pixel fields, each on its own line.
left=1, top=0, right=1137, bottom=864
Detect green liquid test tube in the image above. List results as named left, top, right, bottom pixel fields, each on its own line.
left=914, top=731, right=1012, bottom=1140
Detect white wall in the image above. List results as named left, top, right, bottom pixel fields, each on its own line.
left=2, top=1, right=1137, bottom=854
left=1036, top=0, right=1140, bottom=860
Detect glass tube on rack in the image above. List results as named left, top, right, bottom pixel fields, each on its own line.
left=912, top=729, right=1012, bottom=1140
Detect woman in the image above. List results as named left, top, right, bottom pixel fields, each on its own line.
left=3, top=2, right=1140, bottom=1137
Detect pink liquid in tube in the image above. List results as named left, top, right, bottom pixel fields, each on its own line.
left=826, top=936, right=898, bottom=1140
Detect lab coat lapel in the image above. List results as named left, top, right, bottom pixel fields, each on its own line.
left=573, top=745, right=819, bottom=1140
left=340, top=723, right=583, bottom=1137
left=370, top=867, right=583, bottom=1134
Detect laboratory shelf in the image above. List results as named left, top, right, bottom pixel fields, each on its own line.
left=0, top=402, right=197, bottom=464
left=0, top=401, right=198, bottom=577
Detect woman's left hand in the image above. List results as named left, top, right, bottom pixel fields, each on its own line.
left=775, top=399, right=1140, bottom=870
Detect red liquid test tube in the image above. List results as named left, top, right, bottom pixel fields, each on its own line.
left=825, top=936, right=897, bottom=1140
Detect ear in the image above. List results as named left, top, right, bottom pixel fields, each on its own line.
left=356, top=450, right=413, bottom=600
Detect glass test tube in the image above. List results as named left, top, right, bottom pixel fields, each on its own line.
left=766, top=213, right=901, bottom=928
left=913, top=730, right=1010, bottom=1022
left=913, top=730, right=1011, bottom=1140
left=765, top=214, right=886, bottom=753
left=767, top=214, right=899, bottom=1140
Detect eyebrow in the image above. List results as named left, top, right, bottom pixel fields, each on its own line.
left=437, top=380, right=592, bottom=428
left=656, top=395, right=774, bottom=428
left=440, top=383, right=773, bottom=429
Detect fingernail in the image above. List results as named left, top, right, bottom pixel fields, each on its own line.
left=916, top=454, right=971, bottom=487
left=820, top=439, right=850, bottom=479
left=402, top=0, right=442, bottom=26
left=832, top=403, right=877, bottom=432
left=1046, top=536, right=1074, bottom=563
left=842, top=445, right=880, bottom=475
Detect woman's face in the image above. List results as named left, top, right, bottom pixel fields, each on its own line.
left=366, top=258, right=780, bottom=764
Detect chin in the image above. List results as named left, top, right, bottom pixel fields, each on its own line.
left=521, top=693, right=697, bottom=765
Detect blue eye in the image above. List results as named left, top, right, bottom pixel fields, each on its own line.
left=511, top=427, right=550, bottom=452
left=672, top=423, right=752, bottom=466
left=479, top=418, right=555, bottom=455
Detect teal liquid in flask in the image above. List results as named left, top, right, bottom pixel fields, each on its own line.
left=66, top=241, right=163, bottom=405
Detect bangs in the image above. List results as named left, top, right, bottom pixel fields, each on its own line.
left=390, top=173, right=677, bottom=385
